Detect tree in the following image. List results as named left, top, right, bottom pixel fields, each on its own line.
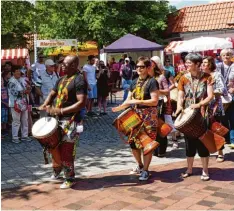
left=1, top=0, right=35, bottom=49
left=35, top=0, right=172, bottom=48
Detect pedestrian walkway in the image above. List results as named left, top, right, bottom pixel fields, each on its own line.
left=2, top=152, right=234, bottom=210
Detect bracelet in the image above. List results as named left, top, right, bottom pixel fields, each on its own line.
left=60, top=108, right=63, bottom=115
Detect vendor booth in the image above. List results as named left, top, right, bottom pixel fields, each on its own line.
left=1, top=48, right=30, bottom=67
left=100, top=33, right=164, bottom=65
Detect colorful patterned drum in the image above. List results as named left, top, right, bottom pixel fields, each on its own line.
left=113, top=108, right=142, bottom=136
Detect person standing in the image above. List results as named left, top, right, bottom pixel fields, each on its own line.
left=216, top=49, right=234, bottom=149
left=39, top=55, right=87, bottom=189
left=8, top=65, right=31, bottom=143
left=112, top=56, right=159, bottom=181
left=97, top=61, right=110, bottom=115
left=35, top=59, right=59, bottom=117
left=83, top=55, right=97, bottom=116
left=164, top=59, right=175, bottom=77
left=120, top=58, right=133, bottom=101
left=175, top=53, right=213, bottom=181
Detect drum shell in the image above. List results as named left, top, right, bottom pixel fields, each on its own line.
left=157, top=118, right=173, bottom=138
left=210, top=121, right=229, bottom=137
left=199, top=130, right=225, bottom=153
left=175, top=109, right=207, bottom=138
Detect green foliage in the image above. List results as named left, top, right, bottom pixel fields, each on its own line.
left=1, top=0, right=35, bottom=49
left=1, top=0, right=173, bottom=49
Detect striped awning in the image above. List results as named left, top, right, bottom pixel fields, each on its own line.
left=1, top=48, right=29, bottom=60
left=164, top=41, right=184, bottom=54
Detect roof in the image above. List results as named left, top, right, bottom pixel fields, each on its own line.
left=1, top=48, right=29, bottom=60
left=103, top=34, right=163, bottom=53
left=166, top=1, right=234, bottom=35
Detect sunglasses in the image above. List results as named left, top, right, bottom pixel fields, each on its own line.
left=166, top=61, right=170, bottom=62
left=136, top=65, right=146, bottom=69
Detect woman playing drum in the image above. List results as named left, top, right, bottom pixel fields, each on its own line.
left=112, top=56, right=159, bottom=181
left=175, top=53, right=213, bottom=181
left=202, top=56, right=226, bottom=162
left=149, top=56, right=178, bottom=156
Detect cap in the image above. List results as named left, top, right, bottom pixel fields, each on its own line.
left=151, top=56, right=164, bottom=71
left=125, top=58, right=130, bottom=61
left=45, top=59, right=55, bottom=66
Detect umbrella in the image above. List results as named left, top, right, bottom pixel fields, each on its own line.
left=174, top=37, right=233, bottom=53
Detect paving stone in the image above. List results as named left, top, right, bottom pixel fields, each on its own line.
left=212, top=192, right=233, bottom=198
left=197, top=200, right=217, bottom=207
left=204, top=186, right=221, bottom=191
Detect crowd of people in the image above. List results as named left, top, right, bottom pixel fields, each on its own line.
left=1, top=48, right=234, bottom=188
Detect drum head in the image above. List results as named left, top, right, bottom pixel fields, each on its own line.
left=32, top=117, right=58, bottom=139
left=174, top=107, right=196, bottom=128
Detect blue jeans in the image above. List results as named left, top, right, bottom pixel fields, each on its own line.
left=122, top=79, right=132, bottom=102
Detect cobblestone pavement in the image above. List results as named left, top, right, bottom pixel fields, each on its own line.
left=2, top=153, right=234, bottom=210
left=1, top=91, right=234, bottom=190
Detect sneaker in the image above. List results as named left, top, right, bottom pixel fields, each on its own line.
left=201, top=173, right=210, bottom=181
left=12, top=139, right=20, bottom=144
left=50, top=174, right=60, bottom=181
left=139, top=170, right=149, bottom=181
left=60, top=180, right=74, bottom=189
left=129, top=165, right=143, bottom=175
left=21, top=137, right=32, bottom=142
left=172, top=141, right=179, bottom=149
left=229, top=144, right=234, bottom=149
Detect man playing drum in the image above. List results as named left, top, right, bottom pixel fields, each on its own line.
left=112, top=56, right=159, bottom=181
left=175, top=53, right=213, bottom=181
left=39, top=55, right=87, bottom=189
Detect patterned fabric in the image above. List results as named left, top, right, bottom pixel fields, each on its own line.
left=1, top=107, right=8, bottom=123
left=177, top=72, right=212, bottom=109
left=208, top=72, right=226, bottom=117
left=7, top=76, right=28, bottom=108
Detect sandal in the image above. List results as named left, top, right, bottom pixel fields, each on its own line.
left=216, top=155, right=224, bottom=163
left=201, top=174, right=210, bottom=181
left=181, top=172, right=193, bottom=178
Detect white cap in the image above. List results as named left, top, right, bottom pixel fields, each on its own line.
left=45, top=59, right=55, bottom=66
left=125, top=57, right=130, bottom=61
left=151, top=56, right=164, bottom=71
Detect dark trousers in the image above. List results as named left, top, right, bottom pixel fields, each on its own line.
left=154, top=135, right=168, bottom=155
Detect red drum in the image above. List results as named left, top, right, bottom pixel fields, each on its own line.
left=157, top=118, right=173, bottom=138
left=174, top=108, right=207, bottom=138
left=199, top=130, right=225, bottom=153
left=32, top=117, right=61, bottom=149
left=211, top=121, right=229, bottom=137
left=113, top=108, right=142, bottom=136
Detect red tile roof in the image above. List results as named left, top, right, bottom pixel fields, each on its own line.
left=166, top=1, right=234, bottom=35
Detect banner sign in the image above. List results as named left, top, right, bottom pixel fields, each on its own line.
left=37, top=39, right=77, bottom=48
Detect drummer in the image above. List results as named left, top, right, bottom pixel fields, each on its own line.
left=216, top=49, right=234, bottom=149
left=112, top=56, right=159, bottom=181
left=202, top=56, right=226, bottom=162
left=150, top=56, right=178, bottom=156
left=175, top=53, right=213, bottom=181
left=39, top=55, right=87, bottom=189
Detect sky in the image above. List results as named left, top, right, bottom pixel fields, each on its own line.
left=168, top=0, right=230, bottom=9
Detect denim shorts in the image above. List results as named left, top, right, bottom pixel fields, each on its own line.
left=88, top=84, right=97, bottom=99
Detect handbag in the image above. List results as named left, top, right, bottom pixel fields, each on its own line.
left=14, top=97, right=28, bottom=113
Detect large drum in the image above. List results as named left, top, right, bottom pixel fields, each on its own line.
left=32, top=117, right=61, bottom=149
left=113, top=108, right=142, bottom=136
left=174, top=108, right=207, bottom=138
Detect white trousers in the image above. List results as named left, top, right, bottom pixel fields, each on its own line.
left=164, top=114, right=177, bottom=133
left=11, top=108, right=29, bottom=139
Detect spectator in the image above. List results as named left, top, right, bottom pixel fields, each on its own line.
left=97, top=60, right=110, bottom=115
left=120, top=57, right=133, bottom=101
left=4, top=61, right=13, bottom=74
left=1, top=73, right=10, bottom=137
left=215, top=53, right=222, bottom=64
left=177, top=59, right=187, bottom=74
left=36, top=59, right=59, bottom=117
left=57, top=55, right=65, bottom=77
left=8, top=65, right=31, bottom=143
left=164, top=59, right=175, bottom=77
left=83, top=55, right=97, bottom=116
left=108, top=57, right=116, bottom=70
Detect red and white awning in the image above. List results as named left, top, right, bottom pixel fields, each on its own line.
left=164, top=41, right=184, bottom=54
left=226, top=37, right=234, bottom=48
left=1, top=48, right=29, bottom=60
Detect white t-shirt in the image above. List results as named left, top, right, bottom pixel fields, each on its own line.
left=83, top=64, right=96, bottom=85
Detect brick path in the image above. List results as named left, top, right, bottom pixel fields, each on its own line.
left=2, top=152, right=234, bottom=210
